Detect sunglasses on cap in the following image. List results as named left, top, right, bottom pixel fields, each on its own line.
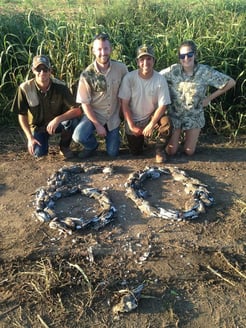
left=93, top=32, right=110, bottom=41
left=179, top=51, right=194, bottom=60
left=35, top=66, right=50, bottom=73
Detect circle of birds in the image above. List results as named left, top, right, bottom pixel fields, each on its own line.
left=32, top=164, right=214, bottom=236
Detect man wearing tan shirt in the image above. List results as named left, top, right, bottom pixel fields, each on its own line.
left=73, top=33, right=128, bottom=158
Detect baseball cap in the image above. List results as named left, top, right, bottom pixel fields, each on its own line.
left=32, top=55, right=51, bottom=69
left=136, top=44, right=155, bottom=59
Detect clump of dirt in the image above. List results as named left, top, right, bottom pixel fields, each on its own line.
left=0, top=127, right=246, bottom=328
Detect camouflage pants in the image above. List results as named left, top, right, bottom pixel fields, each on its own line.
left=125, top=115, right=172, bottom=155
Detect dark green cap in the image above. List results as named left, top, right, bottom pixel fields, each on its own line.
left=32, top=55, right=51, bottom=69
left=136, top=44, right=155, bottom=59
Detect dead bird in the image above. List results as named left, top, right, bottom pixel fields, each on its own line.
left=35, top=187, right=48, bottom=200
left=49, top=185, right=73, bottom=198
left=125, top=187, right=140, bottom=203
left=158, top=207, right=180, bottom=220
left=60, top=217, right=76, bottom=230
left=112, top=284, right=144, bottom=314
left=93, top=206, right=116, bottom=230
left=187, top=177, right=207, bottom=187
left=49, top=217, right=72, bottom=235
left=195, top=190, right=214, bottom=207
left=59, top=164, right=84, bottom=174
left=169, top=168, right=189, bottom=182
left=185, top=198, right=206, bottom=214
left=184, top=182, right=210, bottom=195
left=135, top=188, right=149, bottom=199
left=182, top=208, right=199, bottom=220
left=61, top=217, right=97, bottom=230
left=83, top=165, right=103, bottom=174
left=145, top=167, right=161, bottom=179
left=102, top=165, right=114, bottom=175
left=81, top=187, right=101, bottom=198
left=34, top=209, right=53, bottom=222
left=138, top=200, right=159, bottom=217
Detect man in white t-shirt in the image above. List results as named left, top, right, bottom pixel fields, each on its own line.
left=118, top=44, right=171, bottom=163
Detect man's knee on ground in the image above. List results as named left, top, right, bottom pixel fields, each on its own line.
left=184, top=147, right=195, bottom=156
left=165, top=144, right=178, bottom=156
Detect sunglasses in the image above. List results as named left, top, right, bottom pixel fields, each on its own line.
left=35, top=66, right=50, bottom=73
left=179, top=51, right=194, bottom=60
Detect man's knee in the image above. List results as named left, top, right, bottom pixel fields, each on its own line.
left=165, top=143, right=178, bottom=155
left=72, top=125, right=84, bottom=144
left=34, top=146, right=48, bottom=157
left=184, top=147, right=195, bottom=156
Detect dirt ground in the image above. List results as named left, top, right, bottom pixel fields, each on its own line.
left=0, top=126, right=246, bottom=328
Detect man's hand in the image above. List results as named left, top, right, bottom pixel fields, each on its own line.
left=142, top=122, right=154, bottom=137
left=95, top=124, right=107, bottom=137
left=46, top=118, right=60, bottom=135
left=27, top=137, right=41, bottom=155
left=130, top=125, right=143, bottom=136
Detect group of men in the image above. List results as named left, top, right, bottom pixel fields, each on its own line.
left=13, top=33, right=172, bottom=163
left=13, top=33, right=176, bottom=163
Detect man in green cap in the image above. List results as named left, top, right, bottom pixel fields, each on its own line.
left=13, top=55, right=81, bottom=159
left=118, top=44, right=171, bottom=163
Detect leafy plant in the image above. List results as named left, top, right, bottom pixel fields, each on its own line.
left=0, top=0, right=245, bottom=136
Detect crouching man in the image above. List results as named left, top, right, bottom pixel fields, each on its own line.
left=12, top=55, right=82, bottom=159
left=118, top=45, right=171, bottom=163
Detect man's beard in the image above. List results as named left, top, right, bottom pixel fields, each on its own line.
left=98, top=56, right=110, bottom=65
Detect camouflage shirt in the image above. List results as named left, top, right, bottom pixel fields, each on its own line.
left=160, top=63, right=231, bottom=129
left=76, top=60, right=128, bottom=131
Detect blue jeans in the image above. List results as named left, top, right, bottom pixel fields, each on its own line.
left=72, top=116, right=120, bottom=157
left=34, top=119, right=78, bottom=157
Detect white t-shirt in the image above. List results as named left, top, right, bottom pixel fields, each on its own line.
left=118, top=70, right=171, bottom=122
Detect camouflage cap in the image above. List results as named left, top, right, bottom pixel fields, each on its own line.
left=32, top=55, right=51, bottom=69
left=136, top=44, right=155, bottom=59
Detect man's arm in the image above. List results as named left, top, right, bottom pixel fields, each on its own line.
left=142, top=104, right=167, bottom=137
left=18, top=114, right=41, bottom=155
left=81, top=103, right=107, bottom=137
left=121, top=99, right=143, bottom=136
left=46, top=107, right=82, bottom=135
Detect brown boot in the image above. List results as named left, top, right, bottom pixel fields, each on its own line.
left=59, top=130, right=74, bottom=159
left=59, top=147, right=74, bottom=159
left=155, top=146, right=166, bottom=163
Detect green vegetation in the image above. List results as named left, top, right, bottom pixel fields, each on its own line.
left=0, top=0, right=245, bottom=137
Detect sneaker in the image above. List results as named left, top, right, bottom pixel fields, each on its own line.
left=155, top=150, right=166, bottom=163
left=78, top=148, right=97, bottom=159
left=59, top=147, right=74, bottom=159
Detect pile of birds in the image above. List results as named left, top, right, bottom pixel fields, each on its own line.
left=33, top=163, right=214, bottom=235
left=33, top=164, right=116, bottom=235
left=125, top=166, right=214, bottom=221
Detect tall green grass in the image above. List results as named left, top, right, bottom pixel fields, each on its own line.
left=0, top=0, right=245, bottom=136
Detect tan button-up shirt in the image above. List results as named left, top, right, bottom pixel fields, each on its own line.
left=76, top=60, right=128, bottom=131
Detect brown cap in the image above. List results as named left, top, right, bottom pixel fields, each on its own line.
left=32, top=55, right=51, bottom=69
left=136, top=44, right=155, bottom=59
